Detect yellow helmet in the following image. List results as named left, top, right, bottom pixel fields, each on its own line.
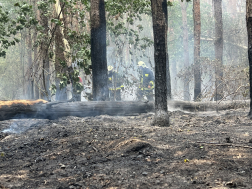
left=107, top=65, right=113, bottom=71
left=138, top=61, right=146, bottom=68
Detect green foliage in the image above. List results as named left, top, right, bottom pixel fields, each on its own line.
left=71, top=70, right=84, bottom=94
left=50, top=84, right=57, bottom=96
left=57, top=73, right=69, bottom=90
left=0, top=2, right=36, bottom=58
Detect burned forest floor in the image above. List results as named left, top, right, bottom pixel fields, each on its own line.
left=1, top=106, right=252, bottom=189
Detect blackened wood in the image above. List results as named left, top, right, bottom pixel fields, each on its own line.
left=170, top=100, right=249, bottom=112
left=90, top=0, right=109, bottom=101
left=151, top=0, right=169, bottom=126
left=0, top=101, right=154, bottom=121
left=246, top=0, right=252, bottom=116
left=0, top=100, right=250, bottom=121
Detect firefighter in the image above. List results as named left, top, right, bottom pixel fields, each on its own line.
left=107, top=65, right=124, bottom=101
left=137, top=61, right=154, bottom=101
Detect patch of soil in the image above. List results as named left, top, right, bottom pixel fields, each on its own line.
left=1, top=107, right=252, bottom=189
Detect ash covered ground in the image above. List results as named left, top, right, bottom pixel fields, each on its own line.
left=1, top=107, right=252, bottom=189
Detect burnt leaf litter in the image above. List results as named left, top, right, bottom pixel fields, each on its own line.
left=1, top=108, right=252, bottom=188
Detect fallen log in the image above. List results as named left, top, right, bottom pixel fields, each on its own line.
left=42, top=101, right=154, bottom=119
left=0, top=99, right=250, bottom=121
left=169, top=100, right=250, bottom=112
left=0, top=99, right=48, bottom=121
left=0, top=100, right=154, bottom=121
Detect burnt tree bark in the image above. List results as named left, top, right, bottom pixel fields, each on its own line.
left=181, top=0, right=190, bottom=101
left=246, top=0, right=252, bottom=117
left=213, top=0, right=223, bottom=101
left=0, top=100, right=249, bottom=121
left=90, top=0, right=109, bottom=101
left=54, top=2, right=68, bottom=101
left=151, top=0, right=169, bottom=126
left=193, top=0, right=201, bottom=101
left=0, top=101, right=154, bottom=121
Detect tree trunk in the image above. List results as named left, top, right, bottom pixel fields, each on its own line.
left=171, top=60, right=177, bottom=97
left=167, top=54, right=172, bottom=100
left=33, top=31, right=40, bottom=99
left=33, top=0, right=40, bottom=99
left=213, top=0, right=223, bottom=101
left=0, top=101, right=154, bottom=121
left=1, top=100, right=249, bottom=121
left=246, top=0, right=252, bottom=117
left=59, top=0, right=71, bottom=67
left=151, top=0, right=169, bottom=126
left=193, top=0, right=201, bottom=101
left=54, top=26, right=68, bottom=101
left=54, top=1, right=68, bottom=101
left=90, top=0, right=109, bottom=101
left=27, top=28, right=33, bottom=99
left=40, top=0, right=50, bottom=100
left=181, top=0, right=190, bottom=101
left=20, top=31, right=25, bottom=99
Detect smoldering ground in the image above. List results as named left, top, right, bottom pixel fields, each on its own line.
left=1, top=106, right=252, bottom=189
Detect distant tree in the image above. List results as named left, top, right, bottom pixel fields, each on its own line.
left=167, top=54, right=172, bottom=100
left=151, top=0, right=169, bottom=126
left=90, top=0, right=109, bottom=101
left=180, top=0, right=190, bottom=101
left=193, top=0, right=201, bottom=101
left=54, top=1, right=68, bottom=101
left=246, top=0, right=252, bottom=117
left=213, top=0, right=223, bottom=101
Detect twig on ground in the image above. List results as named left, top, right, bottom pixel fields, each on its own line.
left=196, top=141, right=252, bottom=149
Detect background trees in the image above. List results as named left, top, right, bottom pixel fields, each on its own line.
left=0, top=0, right=249, bottom=105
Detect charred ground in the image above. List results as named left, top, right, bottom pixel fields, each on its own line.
left=0, top=107, right=252, bottom=189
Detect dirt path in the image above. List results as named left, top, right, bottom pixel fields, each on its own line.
left=0, top=107, right=252, bottom=189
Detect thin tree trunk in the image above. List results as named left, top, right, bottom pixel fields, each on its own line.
left=33, top=0, right=40, bottom=99
left=193, top=0, right=201, bottom=101
left=90, top=0, right=109, bottom=101
left=213, top=0, right=223, bottom=101
left=54, top=0, right=68, bottom=101
left=151, top=0, right=169, bottom=126
left=59, top=0, right=71, bottom=67
left=27, top=28, right=33, bottom=99
left=246, top=0, right=252, bottom=117
left=172, top=60, right=177, bottom=97
left=167, top=54, right=171, bottom=100
left=54, top=25, right=68, bottom=101
left=20, top=31, right=25, bottom=99
left=181, top=0, right=190, bottom=101
left=40, top=0, right=50, bottom=100
left=33, top=31, right=40, bottom=99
